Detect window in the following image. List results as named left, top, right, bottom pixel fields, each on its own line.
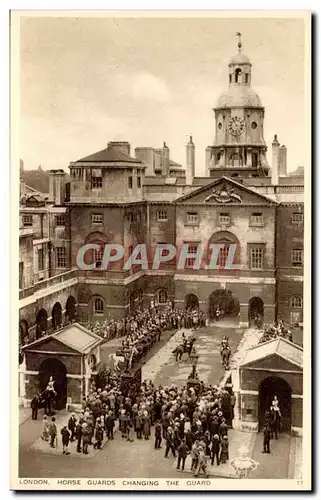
left=250, top=213, right=264, bottom=226
left=56, top=247, right=66, bottom=268
left=128, top=212, right=134, bottom=223
left=235, top=68, right=242, bottom=83
left=22, top=215, right=32, bottom=227
left=38, top=248, right=44, bottom=271
left=157, top=210, right=168, bottom=221
left=156, top=289, right=167, bottom=304
left=187, top=212, right=199, bottom=225
left=218, top=245, right=229, bottom=267
left=94, top=297, right=104, bottom=315
left=92, top=176, right=102, bottom=189
left=290, top=296, right=302, bottom=308
left=219, top=213, right=231, bottom=225
left=128, top=176, right=133, bottom=189
left=19, top=262, right=24, bottom=289
left=92, top=213, right=103, bottom=224
left=186, top=244, right=198, bottom=268
left=251, top=121, right=257, bottom=129
left=229, top=74, right=232, bottom=84
left=137, top=176, right=141, bottom=188
left=250, top=246, right=264, bottom=270
left=94, top=247, right=104, bottom=268
left=292, top=213, right=304, bottom=224
left=55, top=215, right=66, bottom=226
left=291, top=249, right=303, bottom=267
left=245, top=73, right=249, bottom=84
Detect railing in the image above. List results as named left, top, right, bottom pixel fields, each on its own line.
left=19, top=269, right=77, bottom=300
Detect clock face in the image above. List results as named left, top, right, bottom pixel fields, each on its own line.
left=227, top=116, right=245, bottom=136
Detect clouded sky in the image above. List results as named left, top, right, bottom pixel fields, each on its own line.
left=19, top=14, right=307, bottom=175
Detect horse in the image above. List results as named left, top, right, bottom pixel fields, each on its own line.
left=220, top=346, right=231, bottom=370
left=109, top=352, right=126, bottom=372
left=38, top=388, right=56, bottom=415
left=173, top=337, right=196, bottom=362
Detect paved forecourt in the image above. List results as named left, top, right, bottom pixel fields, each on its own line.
left=18, top=324, right=301, bottom=479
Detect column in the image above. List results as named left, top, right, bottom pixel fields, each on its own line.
left=239, top=304, right=249, bottom=328
left=246, top=147, right=252, bottom=168
left=232, top=368, right=241, bottom=430
left=219, top=148, right=225, bottom=167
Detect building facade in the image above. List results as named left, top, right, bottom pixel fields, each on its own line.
left=19, top=40, right=304, bottom=342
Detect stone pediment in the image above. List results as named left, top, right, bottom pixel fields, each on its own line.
left=22, top=337, right=80, bottom=356
left=241, top=353, right=303, bottom=373
left=175, top=177, right=277, bottom=206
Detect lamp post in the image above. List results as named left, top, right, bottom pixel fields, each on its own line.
left=230, top=445, right=259, bottom=479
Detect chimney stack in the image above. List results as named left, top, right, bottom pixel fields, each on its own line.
left=161, top=142, right=170, bottom=177
left=135, top=147, right=155, bottom=176
left=49, top=169, right=66, bottom=205
left=278, top=145, right=287, bottom=177
left=107, top=141, right=131, bottom=156
left=271, top=134, right=280, bottom=185
left=186, top=136, right=195, bottom=186
left=49, top=170, right=56, bottom=202
left=54, top=169, right=66, bottom=206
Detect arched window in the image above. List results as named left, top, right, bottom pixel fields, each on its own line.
left=156, top=289, right=167, bottom=304
left=290, top=296, right=302, bottom=308
left=93, top=297, right=104, bottom=314
left=235, top=68, right=242, bottom=83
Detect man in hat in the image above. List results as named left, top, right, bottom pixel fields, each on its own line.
left=176, top=437, right=189, bottom=471
left=61, top=425, right=71, bottom=455
left=82, top=423, right=89, bottom=455
left=211, top=434, right=221, bottom=466
left=48, top=417, right=57, bottom=448
left=68, top=413, right=77, bottom=442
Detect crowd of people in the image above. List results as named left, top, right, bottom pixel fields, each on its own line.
left=260, top=320, right=294, bottom=344
left=38, top=372, right=236, bottom=471
left=84, top=304, right=207, bottom=341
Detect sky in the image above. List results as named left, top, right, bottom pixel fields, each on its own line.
left=19, top=14, right=307, bottom=176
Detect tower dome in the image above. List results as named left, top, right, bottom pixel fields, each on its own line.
left=216, top=86, right=262, bottom=108
left=228, top=51, right=251, bottom=66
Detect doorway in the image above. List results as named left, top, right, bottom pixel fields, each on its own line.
left=185, top=294, right=199, bottom=311
left=258, top=376, right=292, bottom=432
left=38, top=357, right=68, bottom=410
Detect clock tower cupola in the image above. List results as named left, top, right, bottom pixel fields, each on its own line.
left=206, top=33, right=270, bottom=179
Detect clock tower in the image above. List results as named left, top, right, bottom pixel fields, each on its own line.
left=206, top=34, right=270, bottom=179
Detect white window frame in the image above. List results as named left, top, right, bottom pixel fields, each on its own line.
left=93, top=297, right=104, bottom=315
left=55, top=215, right=66, bottom=226
left=291, top=249, right=303, bottom=267
left=250, top=213, right=264, bottom=227
left=22, top=215, right=33, bottom=227
left=219, top=213, right=231, bottom=225
left=94, top=247, right=104, bottom=268
left=292, top=213, right=304, bottom=224
left=186, top=244, right=198, bottom=268
left=187, top=212, right=199, bottom=225
left=218, top=245, right=229, bottom=267
left=250, top=246, right=264, bottom=270
left=38, top=248, right=44, bottom=271
left=156, top=288, right=168, bottom=304
left=92, top=176, right=102, bottom=189
left=290, top=296, right=302, bottom=308
left=56, top=247, right=66, bottom=268
left=157, top=210, right=168, bottom=222
left=92, top=213, right=104, bottom=224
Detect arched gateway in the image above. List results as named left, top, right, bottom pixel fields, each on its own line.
left=185, top=294, right=199, bottom=310
left=39, top=357, right=67, bottom=410
left=259, top=376, right=292, bottom=432
left=208, top=289, right=240, bottom=321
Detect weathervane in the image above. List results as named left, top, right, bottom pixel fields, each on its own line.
left=236, top=32, right=242, bottom=51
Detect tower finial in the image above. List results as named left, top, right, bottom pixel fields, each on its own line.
left=236, top=32, right=242, bottom=51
